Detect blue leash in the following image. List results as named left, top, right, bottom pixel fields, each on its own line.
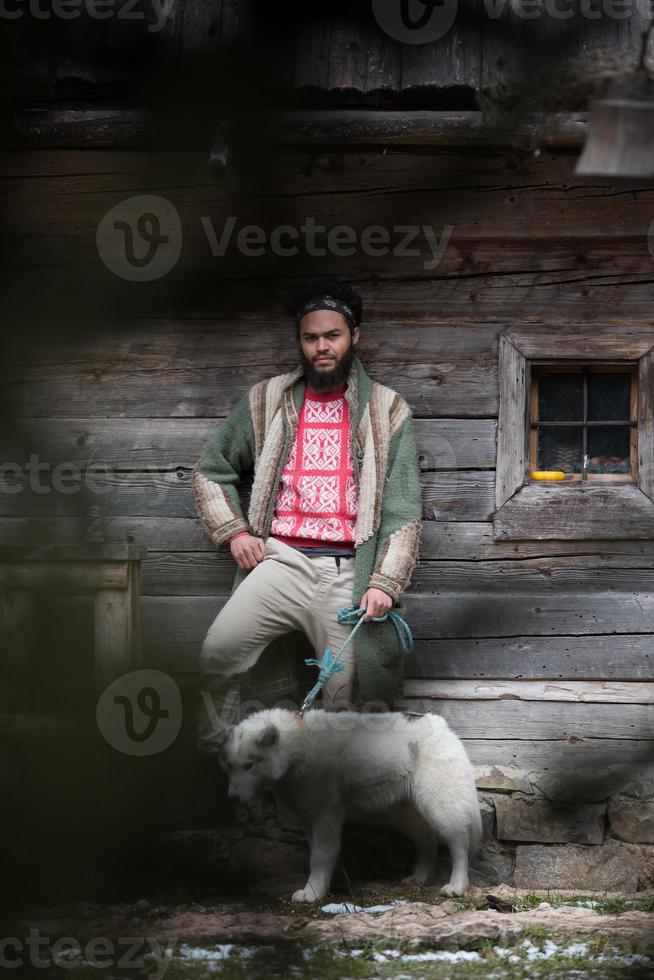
left=299, top=605, right=413, bottom=715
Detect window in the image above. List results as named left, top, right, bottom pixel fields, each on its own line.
left=493, top=328, right=654, bottom=540
left=530, top=365, right=637, bottom=483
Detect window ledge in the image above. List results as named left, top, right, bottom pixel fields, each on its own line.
left=493, top=484, right=654, bottom=540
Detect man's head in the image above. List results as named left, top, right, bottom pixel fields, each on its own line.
left=294, top=283, right=362, bottom=392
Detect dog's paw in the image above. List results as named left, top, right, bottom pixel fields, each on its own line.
left=440, top=882, right=466, bottom=897
left=291, top=888, right=322, bottom=903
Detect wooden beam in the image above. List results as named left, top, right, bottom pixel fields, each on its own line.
left=402, top=679, right=654, bottom=704
left=2, top=108, right=590, bottom=150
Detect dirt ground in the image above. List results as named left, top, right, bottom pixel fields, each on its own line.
left=8, top=881, right=654, bottom=979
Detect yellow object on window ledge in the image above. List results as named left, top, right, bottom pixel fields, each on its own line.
left=531, top=471, right=567, bottom=480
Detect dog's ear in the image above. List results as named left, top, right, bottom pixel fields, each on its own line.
left=256, top=724, right=278, bottom=748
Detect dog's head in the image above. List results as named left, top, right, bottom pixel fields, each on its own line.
left=220, top=714, right=290, bottom=804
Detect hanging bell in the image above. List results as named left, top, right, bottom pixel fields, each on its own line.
left=576, top=32, right=654, bottom=179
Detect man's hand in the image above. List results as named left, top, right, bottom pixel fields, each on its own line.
left=358, top=587, right=393, bottom=621
left=230, top=533, right=266, bottom=570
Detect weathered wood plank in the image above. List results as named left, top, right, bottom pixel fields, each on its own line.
left=0, top=469, right=494, bottom=523
left=0, top=562, right=128, bottom=592
left=450, top=739, right=653, bottom=770
left=402, top=679, right=654, bottom=703
left=137, top=552, right=654, bottom=596
left=8, top=516, right=654, bottom=562
left=395, top=699, right=651, bottom=740
left=8, top=172, right=654, bottom=245
left=494, top=485, right=654, bottom=540
left=138, top=594, right=654, bottom=673
left=408, top=635, right=654, bottom=681
left=94, top=587, right=134, bottom=695
left=496, top=335, right=527, bottom=509
left=420, top=522, right=654, bottom=560
left=507, top=326, right=654, bottom=361
left=0, top=591, right=37, bottom=712
left=3, top=321, right=501, bottom=418
left=0, top=418, right=497, bottom=470
left=2, top=110, right=591, bottom=150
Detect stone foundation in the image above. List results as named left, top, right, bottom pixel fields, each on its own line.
left=162, top=764, right=654, bottom=894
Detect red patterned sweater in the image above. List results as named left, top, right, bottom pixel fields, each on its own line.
left=229, top=383, right=358, bottom=550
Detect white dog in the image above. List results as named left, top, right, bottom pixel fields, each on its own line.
left=217, top=707, right=481, bottom=903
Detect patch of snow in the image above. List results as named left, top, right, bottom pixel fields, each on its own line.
left=370, top=948, right=482, bottom=964
left=177, top=944, right=236, bottom=961
left=320, top=902, right=363, bottom=914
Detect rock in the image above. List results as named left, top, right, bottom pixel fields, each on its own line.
left=608, top=797, right=654, bottom=844
left=230, top=837, right=307, bottom=880
left=514, top=840, right=654, bottom=891
left=495, top=797, right=605, bottom=844
left=531, top=767, right=643, bottom=803
left=478, top=796, right=496, bottom=838
left=469, top=842, right=515, bottom=887
left=620, top=770, right=654, bottom=801
left=475, top=766, right=533, bottom=794
left=304, top=899, right=652, bottom=948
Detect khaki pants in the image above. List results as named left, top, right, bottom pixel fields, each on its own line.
left=197, top=536, right=358, bottom=742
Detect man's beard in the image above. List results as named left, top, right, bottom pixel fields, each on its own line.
left=299, top=341, right=356, bottom=392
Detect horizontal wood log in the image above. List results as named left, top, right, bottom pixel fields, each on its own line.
left=408, top=636, right=654, bottom=681
left=1, top=110, right=591, bottom=150
left=8, top=178, right=654, bottom=251
left=8, top=265, right=653, bottom=328
left=0, top=145, right=643, bottom=198
left=0, top=418, right=497, bottom=471
left=0, top=469, right=495, bottom=523
left=2, top=321, right=501, bottom=418
left=395, top=699, right=651, bottom=740
left=1, top=711, right=651, bottom=772
left=7, top=516, right=654, bottom=562
left=138, top=593, right=654, bottom=669
left=0, top=562, right=128, bottom=592
left=136, top=552, right=654, bottom=596
left=494, top=485, right=654, bottom=540
left=402, top=679, right=654, bottom=704
left=431, top=738, right=653, bottom=770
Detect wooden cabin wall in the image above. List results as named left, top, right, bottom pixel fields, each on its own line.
left=2, top=137, right=653, bottom=829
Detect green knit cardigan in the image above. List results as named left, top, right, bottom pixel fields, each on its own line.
left=192, top=355, right=423, bottom=706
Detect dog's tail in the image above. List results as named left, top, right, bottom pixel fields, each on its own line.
left=469, top=803, right=483, bottom=855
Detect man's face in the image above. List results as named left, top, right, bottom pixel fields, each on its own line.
left=298, top=310, right=359, bottom=391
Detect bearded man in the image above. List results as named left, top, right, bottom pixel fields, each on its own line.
left=192, top=283, right=423, bottom=747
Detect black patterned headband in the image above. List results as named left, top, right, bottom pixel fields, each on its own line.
left=296, top=295, right=357, bottom=330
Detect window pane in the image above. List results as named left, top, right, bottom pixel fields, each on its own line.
left=537, top=373, right=583, bottom=421
left=588, top=373, right=631, bottom=421
left=537, top=426, right=582, bottom=472
left=587, top=427, right=631, bottom=474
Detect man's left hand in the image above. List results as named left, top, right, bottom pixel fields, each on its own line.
left=358, top=588, right=393, bottom=621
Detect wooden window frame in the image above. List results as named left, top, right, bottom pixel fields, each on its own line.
left=530, top=363, right=638, bottom=484
left=493, top=327, right=654, bottom=540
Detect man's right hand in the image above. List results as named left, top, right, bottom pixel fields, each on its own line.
left=230, top=533, right=266, bottom=570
